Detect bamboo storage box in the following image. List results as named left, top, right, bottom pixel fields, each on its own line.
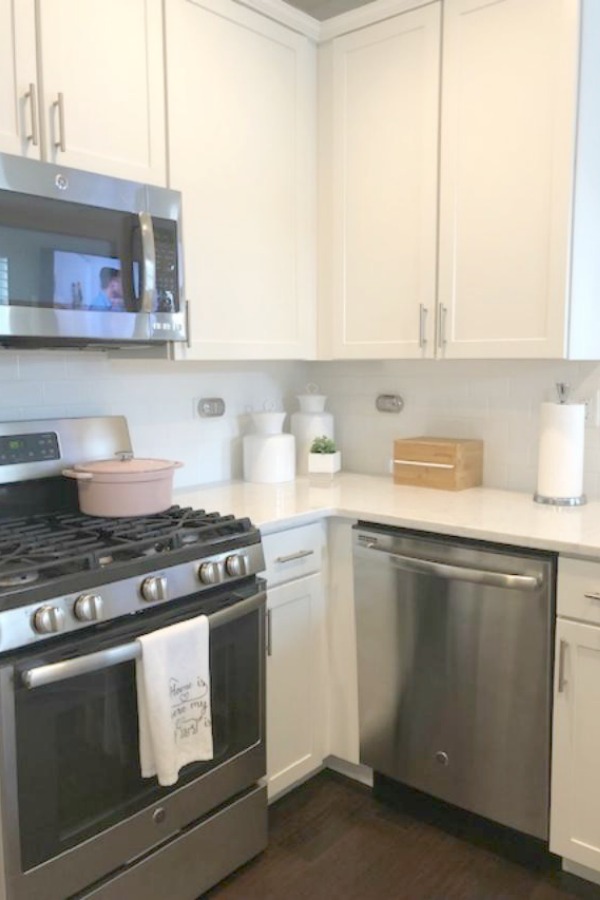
left=393, top=437, right=483, bottom=491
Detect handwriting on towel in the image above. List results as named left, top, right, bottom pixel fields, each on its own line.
left=169, top=676, right=211, bottom=741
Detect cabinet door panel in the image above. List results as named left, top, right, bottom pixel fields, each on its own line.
left=37, top=0, right=166, bottom=184
left=0, top=1, right=39, bottom=159
left=328, top=4, right=440, bottom=358
left=439, top=0, right=577, bottom=358
left=551, top=618, right=600, bottom=869
left=168, top=0, right=316, bottom=360
left=267, top=574, right=325, bottom=799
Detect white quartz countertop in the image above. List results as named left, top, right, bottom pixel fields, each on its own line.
left=174, top=473, right=600, bottom=558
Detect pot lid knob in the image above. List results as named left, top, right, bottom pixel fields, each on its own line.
left=115, top=450, right=134, bottom=462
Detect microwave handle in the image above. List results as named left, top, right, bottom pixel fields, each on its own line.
left=21, top=590, right=266, bottom=690
left=138, top=211, right=156, bottom=313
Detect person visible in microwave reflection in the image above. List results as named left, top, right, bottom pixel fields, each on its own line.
left=89, top=267, right=125, bottom=311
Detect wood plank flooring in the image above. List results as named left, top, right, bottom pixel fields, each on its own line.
left=204, top=771, right=600, bottom=900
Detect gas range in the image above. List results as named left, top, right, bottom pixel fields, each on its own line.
left=0, top=504, right=264, bottom=652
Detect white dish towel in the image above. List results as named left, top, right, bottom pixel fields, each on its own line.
left=135, top=615, right=213, bottom=787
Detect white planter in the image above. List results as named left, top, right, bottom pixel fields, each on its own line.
left=308, top=451, right=341, bottom=475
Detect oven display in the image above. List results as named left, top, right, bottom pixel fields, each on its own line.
left=0, top=432, right=60, bottom=465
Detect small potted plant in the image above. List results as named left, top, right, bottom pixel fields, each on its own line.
left=308, top=435, right=341, bottom=480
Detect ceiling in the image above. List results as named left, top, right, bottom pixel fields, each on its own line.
left=285, top=0, right=378, bottom=21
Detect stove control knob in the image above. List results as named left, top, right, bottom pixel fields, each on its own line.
left=74, top=594, right=104, bottom=622
left=225, top=554, right=248, bottom=577
left=32, top=605, right=66, bottom=635
left=198, top=561, right=221, bottom=585
left=141, top=576, right=169, bottom=603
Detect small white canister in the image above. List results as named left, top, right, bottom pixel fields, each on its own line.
left=243, top=412, right=295, bottom=484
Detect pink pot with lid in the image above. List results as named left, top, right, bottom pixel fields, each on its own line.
left=63, top=452, right=183, bottom=517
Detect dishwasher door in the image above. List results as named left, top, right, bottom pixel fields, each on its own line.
left=353, top=524, right=555, bottom=840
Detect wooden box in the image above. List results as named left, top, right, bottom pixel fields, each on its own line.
left=393, top=437, right=483, bottom=491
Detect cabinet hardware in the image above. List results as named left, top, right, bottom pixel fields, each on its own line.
left=53, top=92, right=66, bottom=152
left=437, top=304, right=448, bottom=349
left=558, top=639, right=568, bottom=693
left=25, top=83, right=39, bottom=146
left=583, top=591, right=600, bottom=602
left=419, top=304, right=428, bottom=348
left=185, top=300, right=191, bottom=349
left=275, top=550, right=314, bottom=564
left=266, top=609, right=272, bottom=657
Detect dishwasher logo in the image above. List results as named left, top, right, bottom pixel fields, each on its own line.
left=358, top=534, right=377, bottom=547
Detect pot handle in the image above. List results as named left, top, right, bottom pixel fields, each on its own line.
left=62, top=468, right=94, bottom=481
left=173, top=461, right=184, bottom=469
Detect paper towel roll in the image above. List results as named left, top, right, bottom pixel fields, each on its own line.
left=243, top=433, right=295, bottom=484
left=535, top=402, right=585, bottom=502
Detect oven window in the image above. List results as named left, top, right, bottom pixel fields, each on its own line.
left=14, top=610, right=259, bottom=871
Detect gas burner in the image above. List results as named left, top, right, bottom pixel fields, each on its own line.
left=0, top=571, right=39, bottom=588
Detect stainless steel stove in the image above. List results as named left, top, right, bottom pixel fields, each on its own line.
left=0, top=416, right=267, bottom=900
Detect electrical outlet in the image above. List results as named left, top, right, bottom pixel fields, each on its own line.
left=194, top=397, right=225, bottom=418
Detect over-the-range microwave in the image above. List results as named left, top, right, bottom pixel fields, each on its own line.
left=0, top=153, right=186, bottom=348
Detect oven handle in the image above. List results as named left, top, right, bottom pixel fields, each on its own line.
left=21, top=590, right=266, bottom=690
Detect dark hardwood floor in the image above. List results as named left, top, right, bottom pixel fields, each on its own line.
left=204, top=771, right=600, bottom=900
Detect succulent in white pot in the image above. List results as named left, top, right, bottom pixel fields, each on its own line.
left=308, top=435, right=341, bottom=476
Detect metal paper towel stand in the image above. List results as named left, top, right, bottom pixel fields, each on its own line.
left=533, top=382, right=587, bottom=506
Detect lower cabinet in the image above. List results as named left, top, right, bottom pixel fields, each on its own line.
left=266, top=573, right=326, bottom=800
left=551, top=616, right=600, bottom=870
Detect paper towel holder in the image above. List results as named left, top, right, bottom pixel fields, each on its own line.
left=533, top=382, right=587, bottom=506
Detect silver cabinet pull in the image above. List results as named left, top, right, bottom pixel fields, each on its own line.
left=394, top=459, right=455, bottom=470
left=419, top=304, right=428, bottom=349
left=557, top=639, right=568, bottom=693
left=185, top=299, right=192, bottom=348
left=25, top=83, right=39, bottom=146
left=22, top=590, right=266, bottom=689
left=437, top=304, right=448, bottom=349
left=53, top=92, right=66, bottom=152
left=274, top=549, right=314, bottom=564
left=266, top=609, right=272, bottom=657
left=584, top=591, right=600, bottom=602
left=139, top=211, right=157, bottom=313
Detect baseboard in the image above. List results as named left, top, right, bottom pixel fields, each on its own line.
left=324, top=755, right=373, bottom=787
left=562, top=859, right=600, bottom=887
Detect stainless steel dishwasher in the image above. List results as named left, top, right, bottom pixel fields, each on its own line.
left=353, top=523, right=555, bottom=840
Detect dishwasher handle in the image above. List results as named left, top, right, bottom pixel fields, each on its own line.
left=358, top=542, right=542, bottom=591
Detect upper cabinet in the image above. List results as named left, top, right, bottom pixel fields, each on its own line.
left=319, top=3, right=440, bottom=359
left=321, top=0, right=600, bottom=361
left=0, top=0, right=166, bottom=185
left=167, top=0, right=317, bottom=360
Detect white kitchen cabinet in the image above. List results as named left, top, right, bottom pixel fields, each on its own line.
left=438, top=0, right=600, bottom=359
left=262, top=522, right=327, bottom=799
left=166, top=0, right=317, bottom=361
left=0, top=2, right=39, bottom=159
left=319, top=3, right=440, bottom=359
left=0, top=0, right=166, bottom=184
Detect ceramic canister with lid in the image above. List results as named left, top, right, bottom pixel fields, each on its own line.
left=243, top=412, right=295, bottom=484
left=290, top=390, right=334, bottom=475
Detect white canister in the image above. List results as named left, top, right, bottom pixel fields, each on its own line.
left=243, top=433, right=295, bottom=484
left=290, top=411, right=334, bottom=475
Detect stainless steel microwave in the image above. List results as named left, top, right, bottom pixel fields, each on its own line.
left=0, top=153, right=186, bottom=348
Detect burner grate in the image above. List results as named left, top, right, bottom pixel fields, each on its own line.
left=0, top=507, right=254, bottom=595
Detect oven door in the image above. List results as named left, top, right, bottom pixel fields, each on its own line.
left=0, top=154, right=185, bottom=346
left=0, top=583, right=265, bottom=900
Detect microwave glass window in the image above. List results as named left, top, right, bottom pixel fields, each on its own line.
left=0, top=190, right=178, bottom=314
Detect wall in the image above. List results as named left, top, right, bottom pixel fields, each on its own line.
left=0, top=350, right=309, bottom=487
left=310, top=359, right=600, bottom=499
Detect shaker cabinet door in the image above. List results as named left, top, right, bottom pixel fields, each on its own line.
left=167, top=0, right=317, bottom=360
left=551, top=618, right=600, bottom=871
left=438, top=0, right=577, bottom=358
left=321, top=3, right=440, bottom=359
left=0, top=1, right=39, bottom=159
left=36, top=0, right=166, bottom=184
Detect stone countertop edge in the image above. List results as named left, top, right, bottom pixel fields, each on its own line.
left=173, top=473, right=600, bottom=560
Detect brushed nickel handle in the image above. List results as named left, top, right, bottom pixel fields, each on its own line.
left=185, top=299, right=192, bottom=348
left=53, top=92, right=66, bottom=152
left=419, top=304, right=428, bottom=349
left=266, top=609, right=272, bottom=657
left=275, top=550, right=314, bottom=564
left=394, top=459, right=455, bottom=470
left=25, top=82, right=39, bottom=146
left=558, top=639, right=568, bottom=693
left=584, top=592, right=600, bottom=602
left=437, top=304, right=448, bottom=349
